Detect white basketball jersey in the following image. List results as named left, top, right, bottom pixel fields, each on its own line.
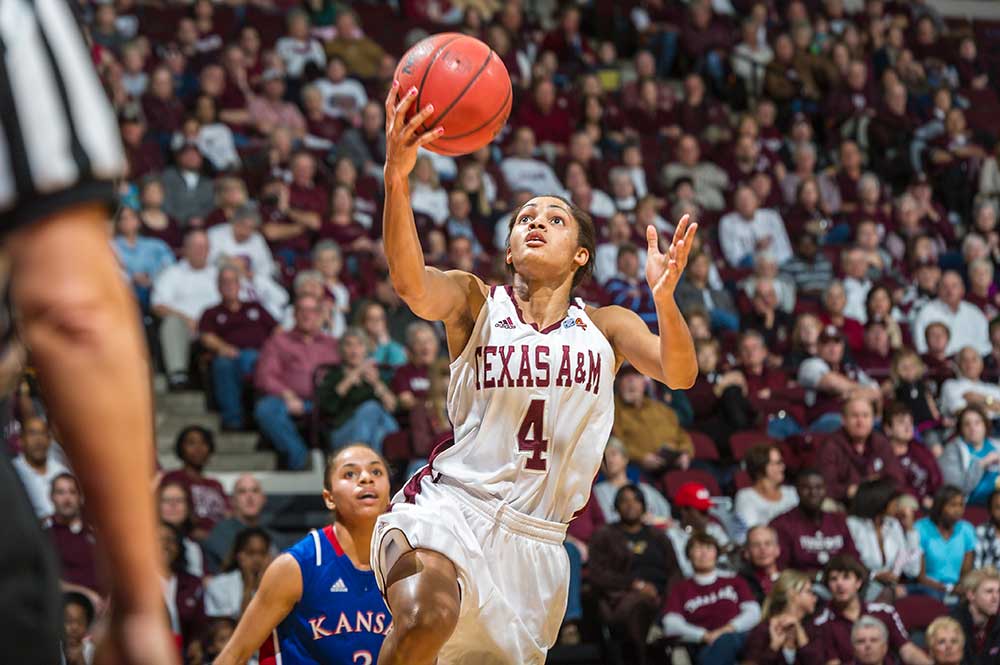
left=433, top=285, right=616, bottom=523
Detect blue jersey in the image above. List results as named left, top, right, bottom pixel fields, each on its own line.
left=260, top=525, right=390, bottom=665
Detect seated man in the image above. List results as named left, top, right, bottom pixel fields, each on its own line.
left=797, top=326, right=881, bottom=433
left=44, top=473, right=101, bottom=600
left=605, top=244, right=658, bottom=331
left=152, top=230, right=220, bottom=389
left=780, top=232, right=834, bottom=302
left=912, top=270, right=991, bottom=357
left=738, top=524, right=783, bottom=602
left=736, top=330, right=806, bottom=439
left=667, top=482, right=733, bottom=578
left=207, top=203, right=277, bottom=280
left=951, top=566, right=1000, bottom=665
left=770, top=469, right=860, bottom=577
left=199, top=267, right=278, bottom=430
left=939, top=346, right=1000, bottom=419
left=662, top=531, right=761, bottom=664
left=808, top=554, right=930, bottom=665
left=850, top=615, right=892, bottom=665
left=883, top=402, right=942, bottom=509
left=499, top=127, right=569, bottom=197
left=253, top=295, right=339, bottom=470
left=13, top=416, right=70, bottom=520
left=202, top=473, right=283, bottom=574
left=718, top=185, right=793, bottom=268
left=612, top=366, right=693, bottom=479
left=589, top=485, right=680, bottom=665
left=593, top=437, right=672, bottom=525
left=816, top=397, right=905, bottom=505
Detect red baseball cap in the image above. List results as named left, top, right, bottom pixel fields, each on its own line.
left=674, top=481, right=714, bottom=511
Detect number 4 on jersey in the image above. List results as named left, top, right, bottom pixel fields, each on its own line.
left=517, top=399, right=549, bottom=471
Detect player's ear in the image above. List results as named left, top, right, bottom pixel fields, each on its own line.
left=574, top=246, right=589, bottom=268
left=505, top=245, right=513, bottom=266
left=322, top=489, right=336, bottom=512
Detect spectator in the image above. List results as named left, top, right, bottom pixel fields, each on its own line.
left=161, top=141, right=215, bottom=227
left=736, top=331, right=805, bottom=436
left=810, top=554, right=929, bottom=665
left=841, top=247, right=873, bottom=323
left=850, top=615, right=892, bottom=665
left=855, top=320, right=894, bottom=381
left=770, top=469, right=860, bottom=575
left=207, top=203, right=277, bottom=280
left=797, top=327, right=880, bottom=433
left=974, top=490, right=1000, bottom=570
left=676, top=252, right=740, bottom=332
left=286, top=151, right=328, bottom=232
left=816, top=397, right=904, bottom=505
left=688, top=338, right=755, bottom=460
left=718, top=185, right=793, bottom=268
left=142, top=66, right=187, bottom=143
left=612, top=366, right=693, bottom=478
left=138, top=176, right=184, bottom=253
left=780, top=142, right=841, bottom=214
left=203, top=474, right=282, bottom=574
left=113, top=206, right=175, bottom=311
left=668, top=482, right=734, bottom=578
left=315, top=56, right=367, bottom=121
left=739, top=255, right=797, bottom=316
left=152, top=230, right=220, bottom=389
left=924, top=616, right=965, bottom=665
left=605, top=244, right=658, bottom=331
left=783, top=312, right=822, bottom=372
left=248, top=70, right=306, bottom=139
left=515, top=78, right=574, bottom=150
left=158, top=521, right=206, bottom=651
left=13, top=416, right=70, bottom=519
left=311, top=241, right=351, bottom=338
left=275, top=10, right=325, bottom=81
left=915, top=486, right=975, bottom=597
left=939, top=405, right=1000, bottom=506
left=199, top=267, right=277, bottom=430
left=820, top=280, right=866, bottom=354
left=912, top=271, right=991, bottom=357
left=44, top=474, right=101, bottom=598
left=499, top=127, right=568, bottom=198
left=882, top=402, right=942, bottom=509
left=337, top=101, right=387, bottom=178
left=593, top=437, right=671, bottom=525
left=157, top=479, right=205, bottom=578
left=741, top=570, right=817, bottom=665
left=939, top=347, right=1000, bottom=419
left=62, top=592, right=95, bottom=665
left=594, top=213, right=643, bottom=285
left=409, top=155, right=449, bottom=225
left=739, top=525, right=783, bottom=602
left=355, top=301, right=407, bottom=368
left=951, top=567, right=1000, bottom=665
left=161, top=424, right=229, bottom=538
left=588, top=485, right=679, bottom=665
left=662, top=531, right=761, bottom=664
left=253, top=294, right=340, bottom=470
left=204, top=527, right=271, bottom=620
left=846, top=479, right=923, bottom=601
left=780, top=233, right=834, bottom=301
left=323, top=10, right=385, bottom=80
left=731, top=17, right=773, bottom=98
left=734, top=444, right=798, bottom=536
left=662, top=134, right=730, bottom=212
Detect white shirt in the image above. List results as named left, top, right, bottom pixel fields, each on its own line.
left=314, top=77, right=368, bottom=119
left=733, top=486, right=798, bottom=538
left=205, top=569, right=245, bottom=619
left=584, top=189, right=617, bottom=219
left=593, top=480, right=671, bottom=523
left=197, top=124, right=241, bottom=172
left=275, top=37, right=326, bottom=78
left=846, top=515, right=922, bottom=579
left=12, top=454, right=70, bottom=519
left=207, top=225, right=277, bottom=278
left=594, top=243, right=647, bottom=286
left=798, top=357, right=876, bottom=406
left=940, top=376, right=1000, bottom=416
left=843, top=276, right=872, bottom=323
left=499, top=157, right=569, bottom=198
left=240, top=274, right=289, bottom=321
left=410, top=183, right=449, bottom=224
left=151, top=261, right=220, bottom=320
left=912, top=299, right=991, bottom=356
left=718, top=208, right=793, bottom=267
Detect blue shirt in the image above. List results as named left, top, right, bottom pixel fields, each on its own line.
left=915, top=517, right=976, bottom=585
left=260, top=525, right=389, bottom=665
left=113, top=236, right=175, bottom=279
left=372, top=341, right=407, bottom=368
left=965, top=439, right=999, bottom=505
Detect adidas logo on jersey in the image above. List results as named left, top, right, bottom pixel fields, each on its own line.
left=495, top=317, right=516, bottom=329
left=329, top=578, right=348, bottom=593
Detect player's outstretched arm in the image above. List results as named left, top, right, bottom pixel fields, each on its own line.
left=214, top=554, right=302, bottom=665
left=382, top=82, right=485, bottom=324
left=593, top=215, right=699, bottom=389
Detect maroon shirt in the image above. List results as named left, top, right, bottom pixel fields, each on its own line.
left=141, top=93, right=186, bottom=134
left=810, top=601, right=909, bottom=663
left=391, top=363, right=430, bottom=401
left=740, top=364, right=807, bottom=425
left=45, top=518, right=101, bottom=593
left=289, top=182, right=329, bottom=219
left=513, top=98, right=574, bottom=147
left=139, top=212, right=184, bottom=252
left=770, top=507, right=860, bottom=574
left=125, top=140, right=165, bottom=180
left=816, top=430, right=906, bottom=503
left=260, top=203, right=311, bottom=256
left=743, top=619, right=812, bottom=665
left=896, top=440, right=942, bottom=503
left=663, top=572, right=755, bottom=631
left=159, top=470, right=230, bottom=534
left=199, top=301, right=277, bottom=350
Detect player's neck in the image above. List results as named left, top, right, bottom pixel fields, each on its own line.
left=511, top=276, right=573, bottom=330
left=333, top=520, right=374, bottom=571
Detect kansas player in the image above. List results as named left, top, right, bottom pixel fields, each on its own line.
left=372, top=82, right=699, bottom=665
left=214, top=445, right=391, bottom=665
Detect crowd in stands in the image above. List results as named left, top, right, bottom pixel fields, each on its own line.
left=8, top=0, right=1000, bottom=662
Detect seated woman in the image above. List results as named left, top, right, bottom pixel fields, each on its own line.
left=158, top=479, right=206, bottom=578
left=940, top=405, right=1000, bottom=506
left=355, top=301, right=407, bottom=368
left=316, top=328, right=398, bottom=454
left=160, top=426, right=231, bottom=539
left=924, top=616, right=965, bottom=665
left=687, top=338, right=755, bottom=461
left=734, top=444, right=798, bottom=539
left=113, top=206, right=175, bottom=311
left=915, top=485, right=976, bottom=599
left=159, top=522, right=207, bottom=653
left=204, top=528, right=272, bottom=621
left=740, top=570, right=818, bottom=665
left=593, top=436, right=672, bottom=526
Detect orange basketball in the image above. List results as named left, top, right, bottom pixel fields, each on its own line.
left=394, top=33, right=512, bottom=156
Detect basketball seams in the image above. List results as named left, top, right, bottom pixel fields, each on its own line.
left=434, top=67, right=511, bottom=142
left=413, top=33, right=464, bottom=118
left=421, top=47, right=496, bottom=133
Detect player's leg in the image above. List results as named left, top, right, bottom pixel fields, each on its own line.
left=378, top=548, right=461, bottom=665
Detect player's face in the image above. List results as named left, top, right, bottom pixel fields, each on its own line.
left=323, top=447, right=390, bottom=525
left=828, top=571, right=862, bottom=604
left=506, top=197, right=588, bottom=287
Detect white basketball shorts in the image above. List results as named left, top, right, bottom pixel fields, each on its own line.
left=371, top=474, right=570, bottom=665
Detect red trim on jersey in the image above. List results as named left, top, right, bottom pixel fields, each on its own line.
left=403, top=433, right=455, bottom=503
left=258, top=629, right=279, bottom=665
left=504, top=285, right=567, bottom=334
left=323, top=524, right=345, bottom=556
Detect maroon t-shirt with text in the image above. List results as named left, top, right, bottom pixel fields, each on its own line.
left=199, top=302, right=277, bottom=350
left=770, top=507, right=860, bottom=575
left=664, top=572, right=754, bottom=631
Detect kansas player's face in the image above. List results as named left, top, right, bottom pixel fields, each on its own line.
left=323, top=446, right=391, bottom=525
left=506, top=197, right=589, bottom=285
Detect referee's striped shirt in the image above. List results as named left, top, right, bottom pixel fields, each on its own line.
left=0, top=0, right=125, bottom=231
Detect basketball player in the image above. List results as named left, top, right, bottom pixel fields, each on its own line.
left=372, top=81, right=699, bottom=665
left=214, top=445, right=392, bottom=665
left=0, top=2, right=172, bottom=663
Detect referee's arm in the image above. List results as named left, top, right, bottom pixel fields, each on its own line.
left=2, top=1, right=173, bottom=663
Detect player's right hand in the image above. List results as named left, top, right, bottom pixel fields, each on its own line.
left=384, top=81, right=443, bottom=181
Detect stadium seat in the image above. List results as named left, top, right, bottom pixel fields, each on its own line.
left=729, top=431, right=777, bottom=461
left=895, top=595, right=949, bottom=633
left=664, top=469, right=721, bottom=500
left=690, top=431, right=719, bottom=462
left=733, top=470, right=752, bottom=490
left=964, top=505, right=989, bottom=526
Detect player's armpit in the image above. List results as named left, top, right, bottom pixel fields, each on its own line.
left=214, top=554, right=303, bottom=665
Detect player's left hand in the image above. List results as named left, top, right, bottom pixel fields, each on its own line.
left=646, top=214, right=697, bottom=298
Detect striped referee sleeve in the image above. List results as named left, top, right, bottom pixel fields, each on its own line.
left=0, top=0, right=125, bottom=226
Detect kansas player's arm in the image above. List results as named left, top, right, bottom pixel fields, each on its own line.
left=591, top=217, right=699, bottom=390
left=382, top=82, right=487, bottom=358
left=214, top=554, right=302, bottom=665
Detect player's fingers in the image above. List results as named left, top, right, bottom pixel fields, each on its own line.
left=403, top=103, right=436, bottom=140
left=645, top=224, right=660, bottom=255
left=672, top=214, right=690, bottom=245
left=415, top=126, right=445, bottom=147
left=384, top=80, right=400, bottom=124
left=391, top=86, right=419, bottom=133
left=683, top=221, right=699, bottom=246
